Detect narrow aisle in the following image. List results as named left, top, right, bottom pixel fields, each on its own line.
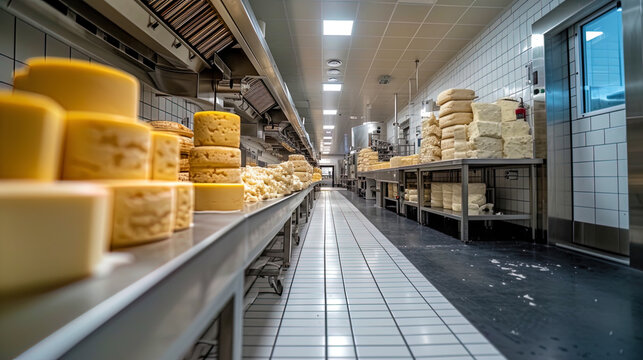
left=243, top=190, right=505, bottom=360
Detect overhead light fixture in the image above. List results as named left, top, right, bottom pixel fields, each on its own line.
left=324, top=136, right=332, bottom=139
left=349, top=116, right=357, bottom=120
left=323, top=83, right=342, bottom=92
left=323, top=109, right=337, bottom=115
left=323, top=20, right=353, bottom=36
left=323, top=125, right=335, bottom=129
left=322, top=151, right=330, bottom=154
left=585, top=31, right=603, bottom=41
left=327, top=69, right=341, bottom=76
left=327, top=59, right=343, bottom=67
left=328, top=77, right=339, bottom=82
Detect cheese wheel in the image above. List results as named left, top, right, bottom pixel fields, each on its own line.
left=437, top=89, right=476, bottom=106
left=180, top=156, right=189, bottom=172
left=150, top=131, right=180, bottom=181
left=438, top=100, right=472, bottom=117
left=190, top=167, right=242, bottom=183
left=13, top=57, right=139, bottom=118
left=63, top=112, right=151, bottom=180
left=179, top=136, right=194, bottom=154
left=149, top=121, right=194, bottom=138
left=101, top=180, right=174, bottom=248
left=194, top=183, right=244, bottom=211
left=178, top=172, right=190, bottom=182
left=439, top=113, right=473, bottom=129
left=0, top=182, right=110, bottom=293
left=441, top=138, right=455, bottom=149
left=193, top=111, right=240, bottom=147
left=0, top=91, right=65, bottom=181
left=189, top=146, right=241, bottom=169
left=173, top=182, right=194, bottom=231
left=442, top=148, right=455, bottom=160
left=289, top=154, right=305, bottom=161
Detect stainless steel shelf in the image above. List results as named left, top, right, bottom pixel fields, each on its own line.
left=420, top=206, right=532, bottom=221
left=0, top=186, right=316, bottom=360
left=404, top=201, right=418, bottom=207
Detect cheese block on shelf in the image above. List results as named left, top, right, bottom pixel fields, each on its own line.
left=502, top=120, right=531, bottom=138
left=190, top=167, right=242, bottom=183
left=149, top=121, right=193, bottom=138
left=13, top=57, right=139, bottom=118
left=442, top=183, right=454, bottom=210
left=437, top=89, right=476, bottom=106
left=504, top=135, right=533, bottom=159
left=469, top=136, right=503, bottom=153
left=0, top=182, right=110, bottom=293
left=150, top=131, right=180, bottom=181
left=101, top=180, right=175, bottom=248
left=294, top=171, right=312, bottom=182
left=441, top=138, right=455, bottom=149
left=173, top=182, right=194, bottom=231
left=289, top=154, right=305, bottom=161
left=468, top=121, right=501, bottom=139
left=63, top=112, right=151, bottom=180
left=193, top=111, right=240, bottom=147
left=442, top=148, right=455, bottom=160
left=471, top=103, right=501, bottom=123
left=194, top=183, right=244, bottom=211
left=495, top=99, right=520, bottom=122
left=291, top=160, right=312, bottom=172
left=430, top=183, right=443, bottom=208
left=441, top=124, right=466, bottom=139
left=438, top=100, right=472, bottom=117
left=189, top=146, right=241, bottom=169
left=0, top=91, right=65, bottom=181
left=439, top=112, right=473, bottom=129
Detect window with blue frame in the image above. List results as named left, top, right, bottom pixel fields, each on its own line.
left=581, top=6, right=625, bottom=113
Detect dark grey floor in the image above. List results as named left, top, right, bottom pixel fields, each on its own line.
left=340, top=191, right=643, bottom=360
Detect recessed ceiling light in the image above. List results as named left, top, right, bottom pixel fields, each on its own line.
left=322, top=151, right=330, bottom=154
left=327, top=69, right=341, bottom=76
left=323, top=109, right=337, bottom=115
left=328, top=77, right=338, bottom=82
left=323, top=136, right=332, bottom=139
left=323, top=125, right=335, bottom=129
left=323, top=83, right=342, bottom=92
left=323, top=20, right=353, bottom=36
left=327, top=59, right=342, bottom=67
left=349, top=116, right=357, bottom=120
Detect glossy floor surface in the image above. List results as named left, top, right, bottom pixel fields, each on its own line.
left=341, top=190, right=643, bottom=360
left=243, top=190, right=504, bottom=359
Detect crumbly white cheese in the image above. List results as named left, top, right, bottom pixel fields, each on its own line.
left=471, top=103, right=501, bottom=123
left=468, top=121, right=501, bottom=139
left=502, top=120, right=530, bottom=138
left=503, top=135, right=533, bottom=158
left=495, top=99, right=520, bottom=122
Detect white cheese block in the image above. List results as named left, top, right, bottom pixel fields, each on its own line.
left=453, top=125, right=467, bottom=141
left=408, top=194, right=418, bottom=202
left=468, top=136, right=503, bottom=151
left=430, top=183, right=443, bottom=208
left=502, top=120, right=531, bottom=138
left=0, top=182, right=110, bottom=293
left=442, top=183, right=453, bottom=210
left=468, top=121, right=501, bottom=139
left=442, top=148, right=455, bottom=160
left=437, top=89, right=476, bottom=106
left=495, top=99, right=519, bottom=122
left=441, top=138, right=455, bottom=149
left=441, top=125, right=461, bottom=139
left=422, top=135, right=440, bottom=147
left=471, top=103, right=501, bottom=123
left=439, top=112, right=473, bottom=129
left=452, top=202, right=481, bottom=214
left=503, top=135, right=533, bottom=159
left=438, top=100, right=472, bottom=117
left=420, top=144, right=441, bottom=157
left=466, top=149, right=503, bottom=159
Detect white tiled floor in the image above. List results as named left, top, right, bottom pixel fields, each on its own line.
left=243, top=190, right=505, bottom=360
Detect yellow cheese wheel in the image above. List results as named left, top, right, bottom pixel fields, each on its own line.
left=0, top=91, right=65, bottom=181
left=63, top=112, right=151, bottom=180
left=173, top=182, right=194, bottom=231
left=150, top=131, right=180, bottom=181
left=0, top=182, right=110, bottom=293
left=13, top=57, right=139, bottom=118
left=193, top=111, right=240, bottom=147
left=194, top=183, right=244, bottom=211
left=189, top=146, right=241, bottom=169
left=100, top=180, right=175, bottom=248
left=190, top=167, right=242, bottom=183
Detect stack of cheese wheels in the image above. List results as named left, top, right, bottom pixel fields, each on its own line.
left=149, top=121, right=194, bottom=181
left=420, top=114, right=441, bottom=163
left=430, top=183, right=443, bottom=208
left=357, top=148, right=378, bottom=171
left=406, top=188, right=418, bottom=203
left=496, top=98, right=533, bottom=158
left=190, top=111, right=244, bottom=211
left=468, top=103, right=503, bottom=158
left=13, top=58, right=195, bottom=249
left=452, top=183, right=486, bottom=214
left=437, top=89, right=476, bottom=160
left=0, top=91, right=112, bottom=293
left=289, top=154, right=313, bottom=188
left=391, top=154, right=420, bottom=168
left=442, top=183, right=454, bottom=210
left=312, top=167, right=322, bottom=182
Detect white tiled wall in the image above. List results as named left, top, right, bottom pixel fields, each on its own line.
left=0, top=9, right=202, bottom=126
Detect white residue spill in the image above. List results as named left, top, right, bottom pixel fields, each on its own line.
left=523, top=294, right=534, bottom=301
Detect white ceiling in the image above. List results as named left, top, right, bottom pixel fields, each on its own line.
left=248, top=0, right=513, bottom=155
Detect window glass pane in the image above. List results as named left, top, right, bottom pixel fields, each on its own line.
left=582, top=7, right=625, bottom=113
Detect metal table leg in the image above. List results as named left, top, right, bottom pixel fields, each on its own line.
left=530, top=164, right=537, bottom=240
left=460, top=164, right=469, bottom=242
left=218, top=274, right=243, bottom=360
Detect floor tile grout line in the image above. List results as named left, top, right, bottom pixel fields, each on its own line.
left=331, top=192, right=416, bottom=360
left=340, top=194, right=482, bottom=359
left=328, top=191, right=359, bottom=358
left=267, top=193, right=321, bottom=359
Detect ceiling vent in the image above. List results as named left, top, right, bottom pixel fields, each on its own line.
left=327, top=69, right=341, bottom=76
left=378, top=75, right=391, bottom=85
left=327, top=59, right=342, bottom=67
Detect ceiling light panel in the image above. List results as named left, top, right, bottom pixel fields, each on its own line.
left=323, top=20, right=354, bottom=36
left=324, top=136, right=333, bottom=139
left=323, top=83, right=342, bottom=91
left=323, top=109, right=337, bottom=115
left=323, top=125, right=335, bottom=129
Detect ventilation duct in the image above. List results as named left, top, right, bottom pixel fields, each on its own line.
left=243, top=78, right=276, bottom=114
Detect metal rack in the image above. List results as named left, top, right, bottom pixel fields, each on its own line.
left=0, top=186, right=317, bottom=360
left=359, top=159, right=543, bottom=242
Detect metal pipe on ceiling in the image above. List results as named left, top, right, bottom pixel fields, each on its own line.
left=415, top=60, right=419, bottom=93
left=394, top=93, right=398, bottom=146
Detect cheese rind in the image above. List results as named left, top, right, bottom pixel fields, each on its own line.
left=150, top=131, right=180, bottom=181
left=0, top=91, right=65, bottom=181
left=0, top=182, right=110, bottom=293
left=173, top=182, right=194, bottom=230
left=190, top=167, right=242, bottom=183
left=193, top=111, right=240, bottom=147
left=13, top=58, right=139, bottom=118
left=101, top=180, right=175, bottom=248
left=194, top=183, right=244, bottom=211
left=189, top=146, right=241, bottom=169
left=63, top=112, right=151, bottom=180
left=437, top=89, right=476, bottom=106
